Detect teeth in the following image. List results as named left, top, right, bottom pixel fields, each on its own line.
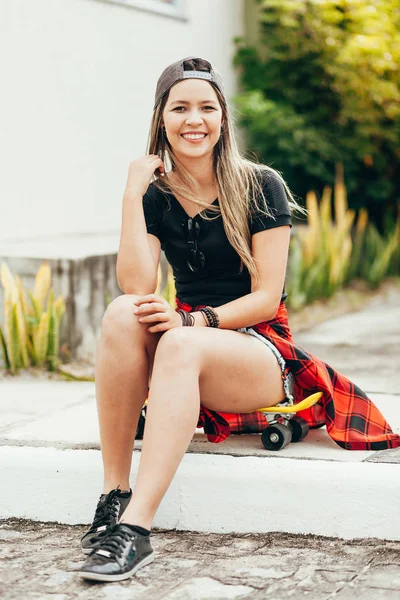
left=182, top=134, right=206, bottom=140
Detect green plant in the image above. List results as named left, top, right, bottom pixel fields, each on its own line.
left=358, top=221, right=400, bottom=288
left=286, top=168, right=400, bottom=309
left=287, top=164, right=355, bottom=308
left=0, top=263, right=66, bottom=374
left=234, top=0, right=400, bottom=227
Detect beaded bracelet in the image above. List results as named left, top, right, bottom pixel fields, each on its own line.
left=176, top=309, right=195, bottom=327
left=199, top=306, right=220, bottom=328
left=209, top=306, right=220, bottom=327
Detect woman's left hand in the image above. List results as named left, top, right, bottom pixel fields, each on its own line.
left=133, top=294, right=182, bottom=333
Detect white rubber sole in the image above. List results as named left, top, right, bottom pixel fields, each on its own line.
left=77, top=552, right=154, bottom=582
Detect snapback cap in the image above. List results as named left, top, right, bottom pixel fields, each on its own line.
left=153, top=56, right=225, bottom=110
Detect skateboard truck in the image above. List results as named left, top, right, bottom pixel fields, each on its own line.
left=255, top=391, right=323, bottom=450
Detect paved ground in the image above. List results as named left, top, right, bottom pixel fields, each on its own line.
left=1, top=519, right=400, bottom=600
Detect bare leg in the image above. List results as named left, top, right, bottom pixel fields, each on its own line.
left=95, top=294, right=161, bottom=494
left=120, top=324, right=287, bottom=531
left=120, top=328, right=201, bottom=530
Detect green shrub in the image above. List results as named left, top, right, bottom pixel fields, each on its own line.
left=0, top=263, right=66, bottom=373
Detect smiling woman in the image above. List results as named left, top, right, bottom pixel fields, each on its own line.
left=144, top=57, right=301, bottom=289
left=76, top=55, right=400, bottom=584
left=162, top=81, right=223, bottom=160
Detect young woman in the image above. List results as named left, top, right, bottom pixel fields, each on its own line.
left=77, top=56, right=399, bottom=583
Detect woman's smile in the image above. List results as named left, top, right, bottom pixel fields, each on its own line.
left=180, top=133, right=208, bottom=143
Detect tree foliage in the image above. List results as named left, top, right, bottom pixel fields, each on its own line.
left=233, top=0, right=400, bottom=227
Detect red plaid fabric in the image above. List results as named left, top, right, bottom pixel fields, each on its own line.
left=176, top=297, right=400, bottom=451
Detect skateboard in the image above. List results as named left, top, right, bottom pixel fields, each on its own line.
left=135, top=391, right=323, bottom=452
left=253, top=391, right=323, bottom=450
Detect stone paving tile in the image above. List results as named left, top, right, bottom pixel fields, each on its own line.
left=365, top=447, right=400, bottom=463
left=1, top=520, right=400, bottom=600
left=357, top=566, right=400, bottom=590
left=335, top=588, right=400, bottom=599
left=162, top=577, right=255, bottom=599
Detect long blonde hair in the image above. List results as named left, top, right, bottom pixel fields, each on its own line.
left=146, top=58, right=306, bottom=286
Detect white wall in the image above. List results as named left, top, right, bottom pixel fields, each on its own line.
left=0, top=0, right=244, bottom=241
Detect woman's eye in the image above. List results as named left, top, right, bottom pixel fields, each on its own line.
left=173, top=106, right=215, bottom=111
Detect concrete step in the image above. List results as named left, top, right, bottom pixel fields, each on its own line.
left=1, top=380, right=399, bottom=541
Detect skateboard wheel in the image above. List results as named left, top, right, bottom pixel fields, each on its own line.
left=289, top=417, right=309, bottom=443
left=261, top=424, right=292, bottom=451
left=135, top=407, right=147, bottom=440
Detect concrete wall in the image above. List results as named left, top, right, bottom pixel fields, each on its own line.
left=0, top=0, right=244, bottom=241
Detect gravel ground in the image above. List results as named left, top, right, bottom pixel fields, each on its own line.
left=1, top=519, right=400, bottom=599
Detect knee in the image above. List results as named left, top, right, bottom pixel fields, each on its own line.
left=101, top=294, right=141, bottom=337
left=154, top=327, right=199, bottom=365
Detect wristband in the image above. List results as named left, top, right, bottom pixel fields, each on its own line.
left=199, top=306, right=220, bottom=328
left=176, top=309, right=195, bottom=327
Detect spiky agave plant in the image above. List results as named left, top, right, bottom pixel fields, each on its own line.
left=0, top=263, right=66, bottom=373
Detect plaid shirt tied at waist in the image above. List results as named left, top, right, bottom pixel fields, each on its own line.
left=175, top=298, right=400, bottom=451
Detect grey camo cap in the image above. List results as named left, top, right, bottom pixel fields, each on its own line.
left=153, top=56, right=225, bottom=110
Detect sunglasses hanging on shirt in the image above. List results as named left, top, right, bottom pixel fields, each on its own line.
left=186, top=218, right=206, bottom=272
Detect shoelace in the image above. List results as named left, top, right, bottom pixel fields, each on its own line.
left=89, top=488, right=121, bottom=534
left=95, top=524, right=134, bottom=560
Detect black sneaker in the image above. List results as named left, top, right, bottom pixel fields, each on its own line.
left=80, top=487, right=132, bottom=555
left=77, top=523, right=154, bottom=582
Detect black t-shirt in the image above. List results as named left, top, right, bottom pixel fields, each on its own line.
left=142, top=170, right=292, bottom=308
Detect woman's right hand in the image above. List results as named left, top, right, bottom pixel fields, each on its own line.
left=124, top=155, right=165, bottom=198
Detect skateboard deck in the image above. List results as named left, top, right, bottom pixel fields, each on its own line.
left=142, top=391, right=323, bottom=414
left=255, top=391, right=323, bottom=414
